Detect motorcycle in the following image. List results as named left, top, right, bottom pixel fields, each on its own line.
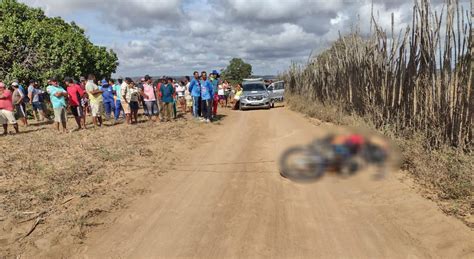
left=279, top=136, right=389, bottom=182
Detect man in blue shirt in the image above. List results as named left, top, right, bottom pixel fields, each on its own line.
left=188, top=71, right=202, bottom=119
left=199, top=71, right=214, bottom=123
left=101, top=79, right=115, bottom=121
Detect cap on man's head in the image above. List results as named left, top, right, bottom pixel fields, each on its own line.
left=212, top=70, right=219, bottom=75
left=101, top=79, right=108, bottom=85
left=80, top=76, right=86, bottom=82
left=11, top=82, right=19, bottom=86
left=0, top=82, right=5, bottom=88
left=140, top=78, right=145, bottom=82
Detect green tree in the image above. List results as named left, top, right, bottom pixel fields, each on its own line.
left=221, top=58, right=252, bottom=83
left=0, top=0, right=118, bottom=85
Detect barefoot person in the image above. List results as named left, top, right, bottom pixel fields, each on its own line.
left=0, top=82, right=19, bottom=135
left=47, top=78, right=68, bottom=133
left=66, top=78, right=85, bottom=130
left=85, top=74, right=104, bottom=127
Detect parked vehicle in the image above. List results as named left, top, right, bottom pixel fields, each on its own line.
left=239, top=79, right=271, bottom=110
left=267, top=81, right=285, bottom=108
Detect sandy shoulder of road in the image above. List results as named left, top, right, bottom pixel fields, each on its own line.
left=0, top=113, right=212, bottom=257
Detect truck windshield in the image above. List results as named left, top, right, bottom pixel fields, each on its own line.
left=243, top=83, right=266, bottom=92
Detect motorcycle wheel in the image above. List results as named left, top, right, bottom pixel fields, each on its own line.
left=279, top=147, right=326, bottom=182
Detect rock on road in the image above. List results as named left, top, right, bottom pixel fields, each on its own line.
left=73, top=108, right=473, bottom=258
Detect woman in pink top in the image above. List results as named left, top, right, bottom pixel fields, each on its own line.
left=0, top=82, right=19, bottom=135
left=143, top=75, right=159, bottom=122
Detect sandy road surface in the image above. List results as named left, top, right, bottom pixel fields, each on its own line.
left=70, top=108, right=473, bottom=258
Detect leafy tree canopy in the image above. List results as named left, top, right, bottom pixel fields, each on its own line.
left=0, top=0, right=118, bottom=85
left=221, top=58, right=252, bottom=84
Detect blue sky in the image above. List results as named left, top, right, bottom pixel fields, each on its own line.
left=20, top=0, right=469, bottom=77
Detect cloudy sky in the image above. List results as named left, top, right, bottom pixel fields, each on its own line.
left=19, top=0, right=467, bottom=76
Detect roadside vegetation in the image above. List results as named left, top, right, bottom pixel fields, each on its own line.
left=282, top=0, right=472, bottom=226
left=0, top=0, right=118, bottom=83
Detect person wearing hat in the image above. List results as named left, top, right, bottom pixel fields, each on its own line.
left=12, top=80, right=28, bottom=103
left=46, top=78, right=69, bottom=133
left=0, top=82, right=20, bottom=135
left=143, top=75, right=159, bottom=122
left=11, top=82, right=29, bottom=126
left=85, top=74, right=104, bottom=127
left=101, top=79, right=115, bottom=122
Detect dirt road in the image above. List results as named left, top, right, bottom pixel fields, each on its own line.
left=70, top=108, right=473, bottom=258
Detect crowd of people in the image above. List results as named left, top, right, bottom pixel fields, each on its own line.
left=0, top=70, right=244, bottom=135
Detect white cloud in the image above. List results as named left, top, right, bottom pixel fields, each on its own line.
left=17, top=0, right=471, bottom=76
left=20, top=0, right=183, bottom=30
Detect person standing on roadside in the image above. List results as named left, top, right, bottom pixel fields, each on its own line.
left=156, top=77, right=166, bottom=121
left=210, top=70, right=220, bottom=118
left=176, top=81, right=186, bottom=113
left=142, top=75, right=159, bottom=122
left=47, top=78, right=68, bottom=133
left=85, top=74, right=104, bottom=127
left=112, top=78, right=123, bottom=122
left=28, top=80, right=47, bottom=121
left=160, top=78, right=175, bottom=122
left=101, top=79, right=115, bottom=121
left=79, top=76, right=89, bottom=126
left=188, top=71, right=201, bottom=119
left=172, top=80, right=180, bottom=119
left=200, top=71, right=213, bottom=123
left=233, top=83, right=243, bottom=110
left=120, top=78, right=132, bottom=124
left=129, top=81, right=141, bottom=124
left=223, top=80, right=230, bottom=108
left=121, top=78, right=141, bottom=124
left=0, top=82, right=19, bottom=135
left=137, top=78, right=147, bottom=116
left=11, top=82, right=28, bottom=126
left=66, top=78, right=85, bottom=130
